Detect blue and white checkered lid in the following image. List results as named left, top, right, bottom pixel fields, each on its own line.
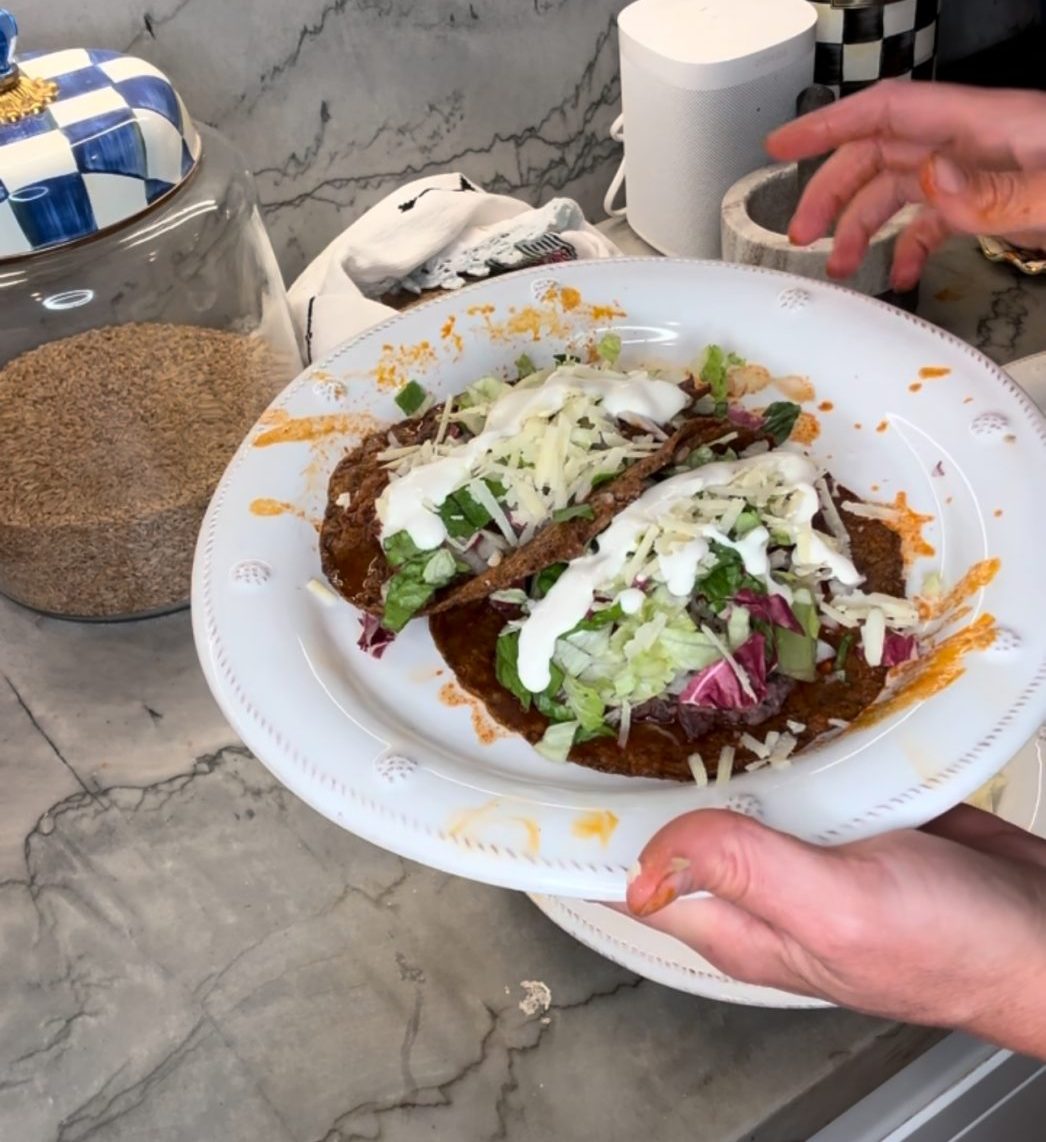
left=0, top=9, right=201, bottom=259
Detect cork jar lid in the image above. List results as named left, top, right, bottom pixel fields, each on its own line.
left=0, top=7, right=201, bottom=259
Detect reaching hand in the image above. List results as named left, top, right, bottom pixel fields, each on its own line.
left=765, top=81, right=1046, bottom=289
left=625, top=805, right=1046, bottom=1059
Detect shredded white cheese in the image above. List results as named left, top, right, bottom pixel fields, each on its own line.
left=687, top=753, right=708, bottom=786
left=815, top=477, right=852, bottom=555
left=861, top=606, right=887, bottom=667
left=840, top=500, right=899, bottom=522
left=740, top=732, right=770, bottom=759
left=434, top=389, right=455, bottom=446
left=617, top=700, right=632, bottom=750
left=716, top=745, right=736, bottom=785
left=769, top=731, right=798, bottom=767
left=305, top=578, right=337, bottom=605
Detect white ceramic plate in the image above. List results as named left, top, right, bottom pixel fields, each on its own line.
left=192, top=259, right=1046, bottom=900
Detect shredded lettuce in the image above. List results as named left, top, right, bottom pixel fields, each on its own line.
left=394, top=380, right=427, bottom=416
left=495, top=630, right=531, bottom=710
left=597, top=332, right=622, bottom=367
left=552, top=504, right=595, bottom=524
left=381, top=532, right=464, bottom=632
left=701, top=345, right=729, bottom=407
left=684, top=445, right=717, bottom=470
left=383, top=530, right=423, bottom=568
left=763, top=401, right=801, bottom=445
left=775, top=626, right=817, bottom=682
left=467, top=375, right=509, bottom=405
left=562, top=675, right=607, bottom=731
left=697, top=545, right=763, bottom=613
left=535, top=720, right=579, bottom=761
left=437, top=479, right=506, bottom=539
left=422, top=549, right=458, bottom=585
left=571, top=601, right=625, bottom=633
left=515, top=353, right=537, bottom=378
left=533, top=563, right=567, bottom=599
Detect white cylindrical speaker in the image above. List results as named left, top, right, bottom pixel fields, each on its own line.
left=606, top=0, right=817, bottom=259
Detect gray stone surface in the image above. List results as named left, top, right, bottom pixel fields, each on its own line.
left=2, top=238, right=1043, bottom=1140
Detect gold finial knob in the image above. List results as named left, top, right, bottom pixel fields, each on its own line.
left=0, top=10, right=58, bottom=124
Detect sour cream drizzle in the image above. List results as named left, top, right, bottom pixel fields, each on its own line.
left=376, top=365, right=688, bottom=550
left=517, top=452, right=862, bottom=692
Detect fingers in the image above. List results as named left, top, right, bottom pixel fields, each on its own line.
left=766, top=81, right=1032, bottom=164
left=891, top=208, right=952, bottom=291
left=827, top=169, right=923, bottom=278
left=920, top=155, right=1046, bottom=239
left=789, top=138, right=930, bottom=245
left=626, top=895, right=822, bottom=998
left=626, top=809, right=847, bottom=937
left=923, top=804, right=1046, bottom=871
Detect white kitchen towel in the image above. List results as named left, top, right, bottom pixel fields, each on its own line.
left=287, top=172, right=621, bottom=363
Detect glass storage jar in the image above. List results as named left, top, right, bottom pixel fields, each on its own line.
left=0, top=9, right=302, bottom=619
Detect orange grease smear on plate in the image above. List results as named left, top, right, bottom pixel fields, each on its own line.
left=249, top=497, right=292, bottom=516
left=854, top=613, right=997, bottom=729
left=918, top=558, right=1000, bottom=622
left=774, top=374, right=816, bottom=402
left=789, top=411, right=820, bottom=444
left=571, top=810, right=619, bottom=846
left=248, top=498, right=320, bottom=532
left=447, top=799, right=541, bottom=855
left=440, top=315, right=464, bottom=355
left=439, top=681, right=505, bottom=745
left=885, top=491, right=936, bottom=564
left=919, top=366, right=951, bottom=379
left=470, top=287, right=626, bottom=344
left=372, top=339, right=438, bottom=390
left=254, top=412, right=379, bottom=446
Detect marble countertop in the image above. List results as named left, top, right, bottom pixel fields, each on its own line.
left=2, top=238, right=1043, bottom=1142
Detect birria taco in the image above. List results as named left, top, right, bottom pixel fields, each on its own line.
left=320, top=341, right=800, bottom=650
left=429, top=447, right=918, bottom=782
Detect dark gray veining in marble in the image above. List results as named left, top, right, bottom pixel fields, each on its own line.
left=0, top=709, right=906, bottom=1142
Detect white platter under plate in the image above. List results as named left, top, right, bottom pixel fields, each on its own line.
left=192, top=259, right=1046, bottom=900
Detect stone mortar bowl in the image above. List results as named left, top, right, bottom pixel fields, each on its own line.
left=721, top=162, right=920, bottom=311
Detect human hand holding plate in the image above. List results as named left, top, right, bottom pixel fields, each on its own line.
left=625, top=805, right=1046, bottom=1058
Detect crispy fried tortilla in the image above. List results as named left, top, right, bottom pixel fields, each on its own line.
left=429, top=484, right=906, bottom=782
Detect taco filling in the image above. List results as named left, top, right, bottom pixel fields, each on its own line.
left=430, top=448, right=916, bottom=782
left=321, top=342, right=799, bottom=638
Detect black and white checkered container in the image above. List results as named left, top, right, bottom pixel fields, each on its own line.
left=809, top=0, right=941, bottom=97
left=0, top=10, right=200, bottom=258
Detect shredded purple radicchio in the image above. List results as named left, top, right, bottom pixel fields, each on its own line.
left=733, top=589, right=803, bottom=634
left=358, top=614, right=395, bottom=659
